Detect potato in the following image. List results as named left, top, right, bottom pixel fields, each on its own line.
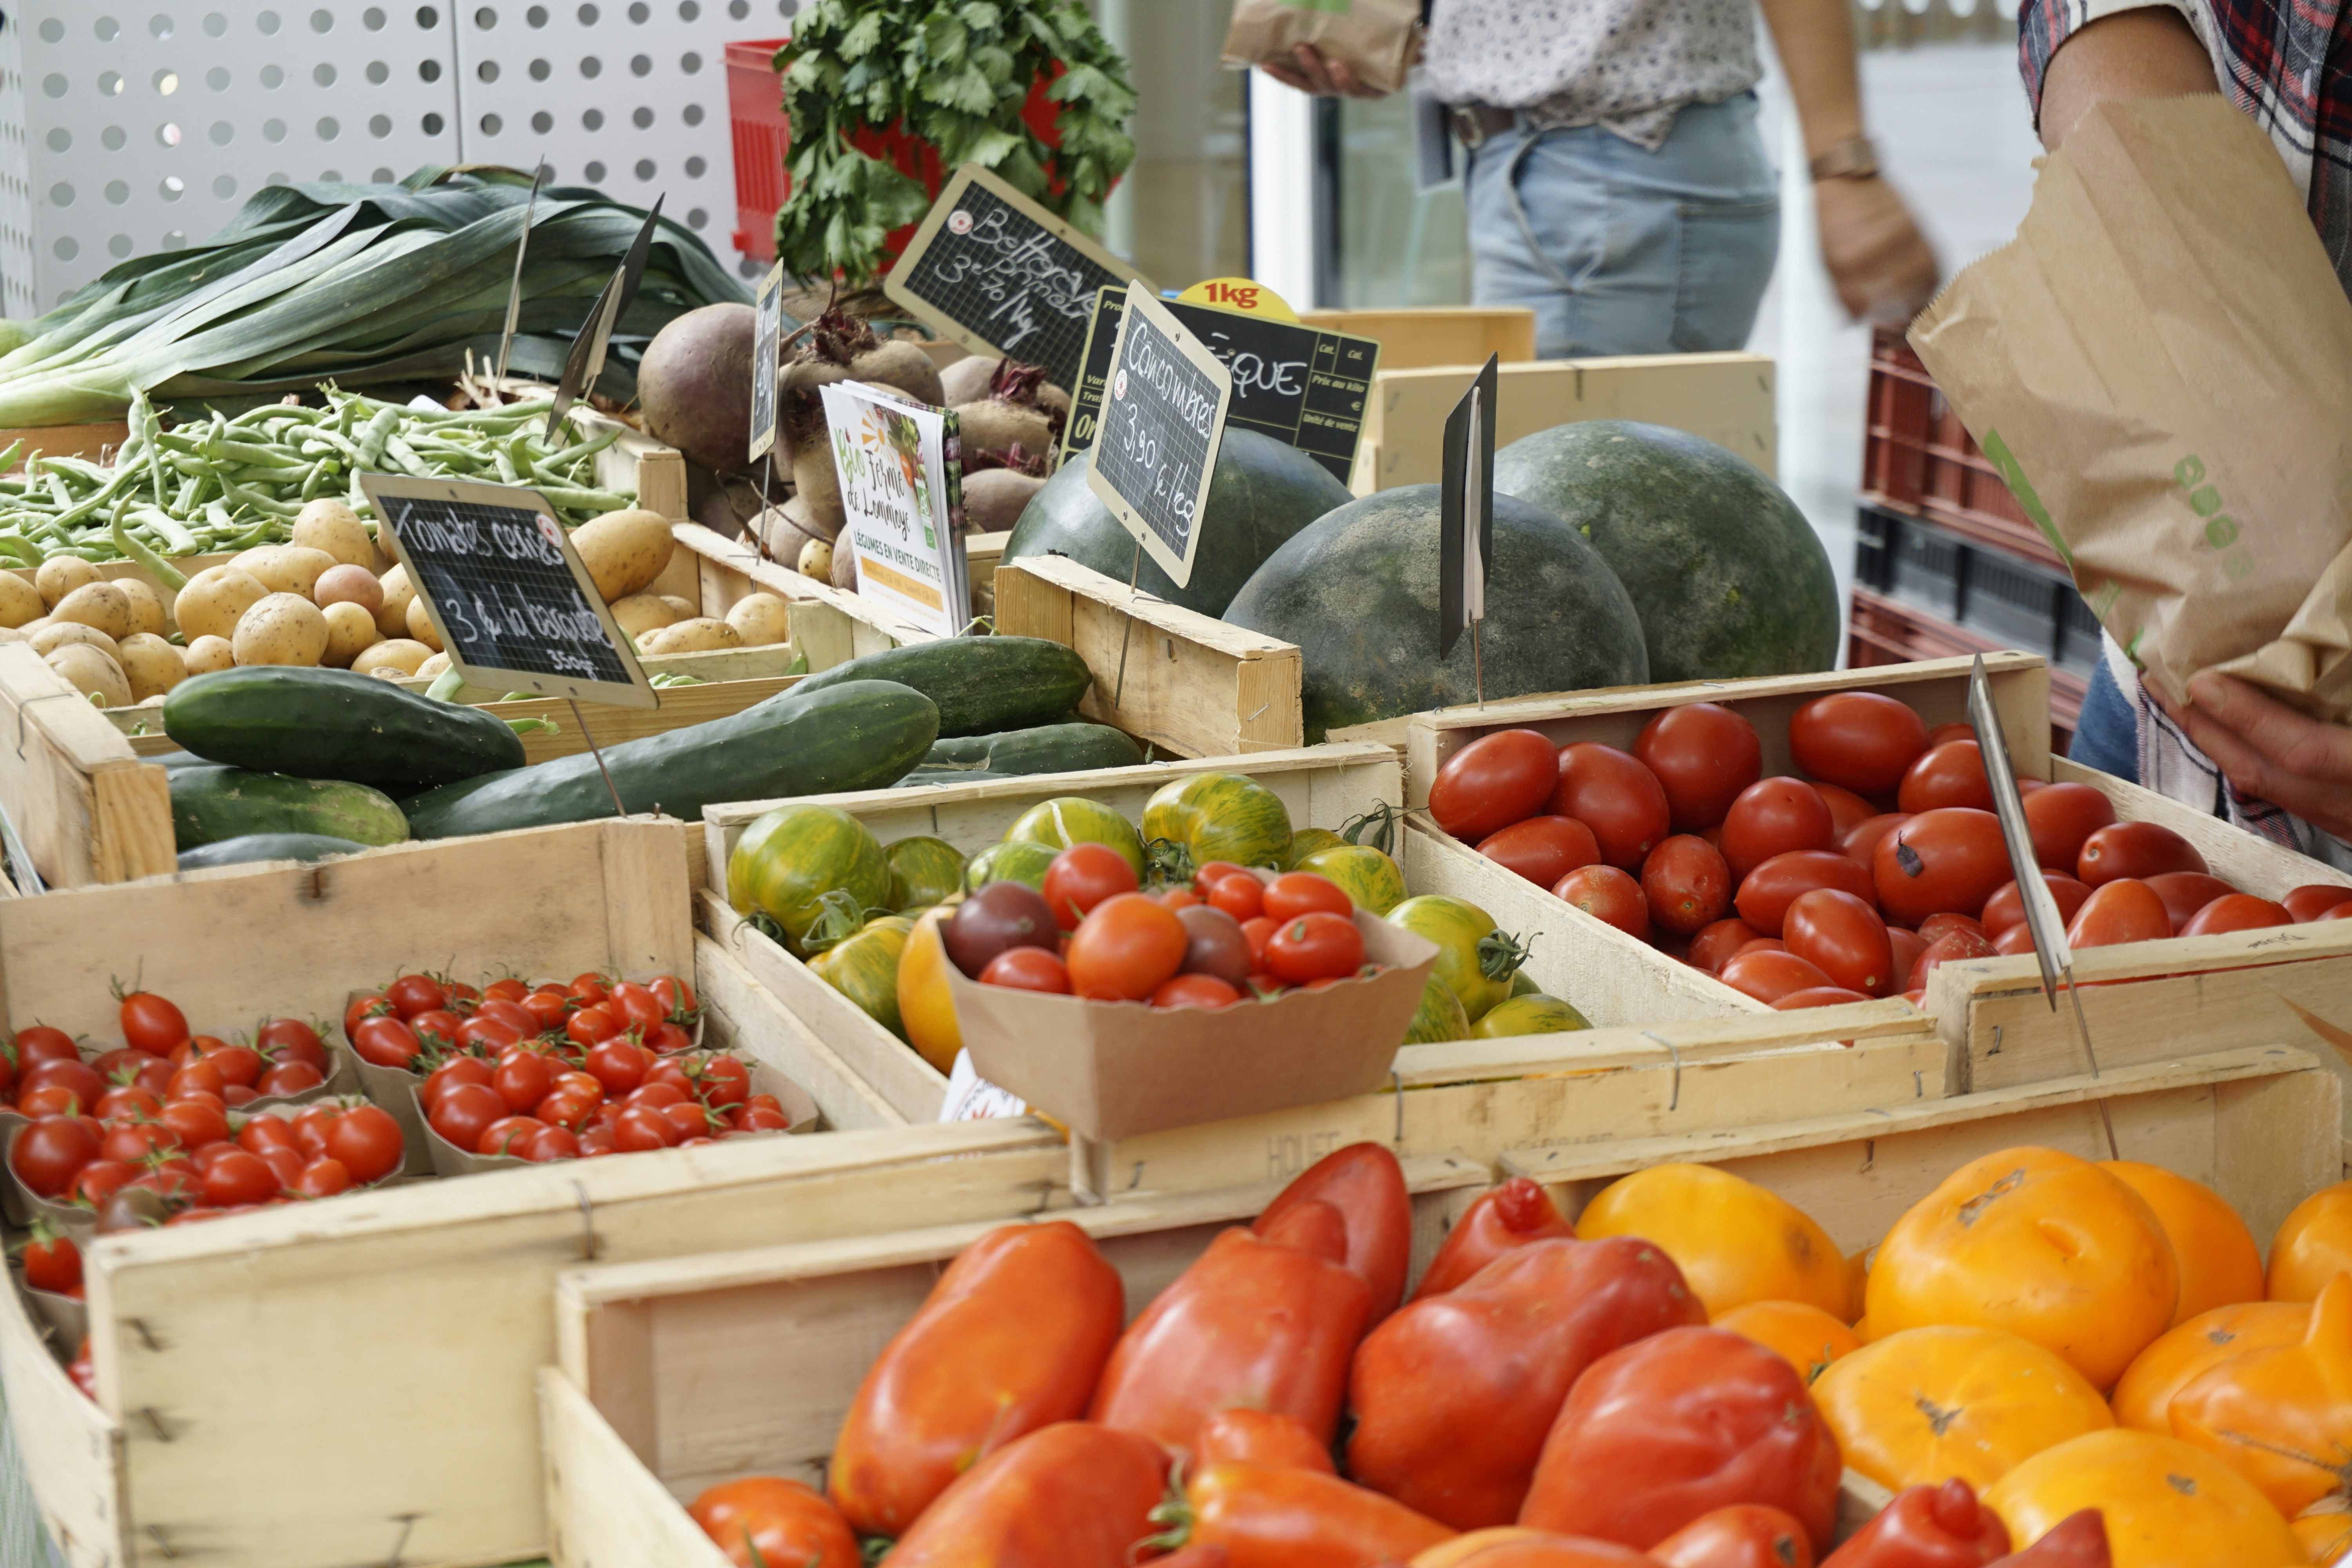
left=405, top=595, right=443, bottom=652
left=34, top=557, right=98, bottom=609
left=571, top=508, right=674, bottom=602
left=116, top=577, right=167, bottom=639
left=29, top=621, right=121, bottom=662
left=375, top=564, right=416, bottom=639
left=183, top=635, right=235, bottom=675
left=314, top=563, right=384, bottom=616
left=49, top=581, right=131, bottom=641
left=352, top=638, right=432, bottom=677
left=175, top=566, right=269, bottom=642
left=291, top=499, right=379, bottom=569
left=658, top=595, right=697, bottom=619
left=232, top=545, right=337, bottom=600
left=44, top=644, right=130, bottom=707
left=0, top=573, right=42, bottom=629
left=725, top=592, right=791, bottom=648
left=798, top=538, right=833, bottom=581
left=610, top=594, right=680, bottom=640
left=641, top=618, right=741, bottom=655
left=116, top=633, right=187, bottom=702
left=416, top=652, right=451, bottom=678
left=320, top=601, right=381, bottom=668
left=233, top=593, right=330, bottom=667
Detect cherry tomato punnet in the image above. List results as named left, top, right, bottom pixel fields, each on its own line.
left=1429, top=729, right=1563, bottom=843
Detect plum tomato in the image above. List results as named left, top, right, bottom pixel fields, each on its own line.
left=1263, top=872, right=1352, bottom=922
left=1992, top=923, right=2037, bottom=955
left=384, top=973, right=448, bottom=1020
left=1553, top=743, right=1672, bottom=870
left=167, top=1059, right=226, bottom=1100
left=1897, top=739, right=1994, bottom=814
left=116, top=987, right=189, bottom=1055
left=2284, top=884, right=2352, bottom=922
left=1633, top=702, right=1764, bottom=831
left=1783, top=889, right=1895, bottom=996
left=1427, top=728, right=1562, bottom=842
left=1720, top=778, right=1837, bottom=883
left=325, top=1104, right=404, bottom=1184
left=1194, top=861, right=1251, bottom=890
left=2022, top=782, right=2116, bottom=871
left=1555, top=864, right=1652, bottom=941
left=1982, top=873, right=2094, bottom=936
left=293, top=1157, right=351, bottom=1198
left=257, top=1018, right=329, bottom=1071
left=201, top=1149, right=279, bottom=1208
left=1203, top=871, right=1265, bottom=925
left=1908, top=928, right=1998, bottom=991
left=1156, top=887, right=1201, bottom=911
left=198, top=1043, right=263, bottom=1089
left=1733, top=850, right=1875, bottom=938
left=1873, top=808, right=2009, bottom=926
left=2181, top=894, right=2293, bottom=936
left=1788, top=691, right=1931, bottom=795
left=1266, top=911, right=1366, bottom=985
left=1688, top=918, right=1763, bottom=975
left=944, top=881, right=1061, bottom=979
left=1176, top=905, right=1255, bottom=988
left=978, top=948, right=1074, bottom=995
left=2077, top=821, right=2208, bottom=887
left=493, top=1051, right=555, bottom=1114
left=1925, top=721, right=1976, bottom=748
left=1066, top=894, right=1189, bottom=1001
left=1641, top=835, right=1733, bottom=936
left=1477, top=815, right=1601, bottom=889
left=1773, top=986, right=1874, bottom=1009
left=584, top=1037, right=652, bottom=1097
left=10, top=1115, right=97, bottom=1198
left=1152, top=974, right=1244, bottom=1009
left=1812, top=782, right=1877, bottom=837
left=1043, top=842, right=1143, bottom=931
left=2066, top=879, right=2173, bottom=948
left=350, top=1014, right=423, bottom=1071
left=1916, top=913, right=1987, bottom=946
left=12, top=1027, right=79, bottom=1068
left=1717, top=949, right=1837, bottom=1005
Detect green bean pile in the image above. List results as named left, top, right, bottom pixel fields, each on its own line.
left=0, top=388, right=634, bottom=571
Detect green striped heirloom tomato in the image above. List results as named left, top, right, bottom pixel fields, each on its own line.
left=1295, top=844, right=1410, bottom=915
left=884, top=835, right=968, bottom=912
left=808, top=916, right=914, bottom=1040
left=726, top=804, right=890, bottom=947
left=1004, top=797, right=1148, bottom=880
left=1387, top=894, right=1526, bottom=1022
left=1144, top=773, right=1296, bottom=877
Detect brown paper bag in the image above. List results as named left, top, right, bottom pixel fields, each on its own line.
left=1910, top=95, right=2352, bottom=721
left=1222, top=0, right=1424, bottom=96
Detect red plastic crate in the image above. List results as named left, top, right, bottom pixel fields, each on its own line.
left=1862, top=327, right=2062, bottom=572
left=1848, top=586, right=2084, bottom=753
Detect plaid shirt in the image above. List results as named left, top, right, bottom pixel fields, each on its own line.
left=2020, top=0, right=2352, bottom=296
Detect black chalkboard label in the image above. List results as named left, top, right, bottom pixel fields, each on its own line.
left=748, top=261, right=786, bottom=463
left=1084, top=291, right=1232, bottom=589
left=1061, top=289, right=1378, bottom=484
left=359, top=475, right=656, bottom=710
left=884, top=165, right=1153, bottom=392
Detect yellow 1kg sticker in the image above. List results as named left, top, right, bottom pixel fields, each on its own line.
left=1176, top=277, right=1299, bottom=322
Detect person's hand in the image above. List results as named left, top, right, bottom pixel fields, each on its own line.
left=2162, top=672, right=2352, bottom=839
left=1256, top=44, right=1389, bottom=99
left=1813, top=175, right=1941, bottom=323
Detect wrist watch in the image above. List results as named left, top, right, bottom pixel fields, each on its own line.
left=1809, top=135, right=1880, bottom=183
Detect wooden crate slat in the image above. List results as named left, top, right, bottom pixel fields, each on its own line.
left=0, top=642, right=176, bottom=887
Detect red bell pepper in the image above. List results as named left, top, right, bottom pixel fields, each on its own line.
left=1820, top=1480, right=2010, bottom=1568
left=1411, top=1177, right=1577, bottom=1301
left=1988, top=1512, right=2109, bottom=1568
left=1254, top=1142, right=1413, bottom=1318
left=881, top=1421, right=1169, bottom=1568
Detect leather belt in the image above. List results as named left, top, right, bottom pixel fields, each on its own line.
left=1449, top=105, right=1518, bottom=150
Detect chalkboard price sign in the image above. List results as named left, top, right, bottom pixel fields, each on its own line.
left=748, top=261, right=786, bottom=464
left=1085, top=290, right=1232, bottom=589
left=359, top=474, right=656, bottom=711
left=884, top=164, right=1153, bottom=392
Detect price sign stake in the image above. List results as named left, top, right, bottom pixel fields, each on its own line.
left=1441, top=354, right=1500, bottom=702
left=548, top=196, right=664, bottom=439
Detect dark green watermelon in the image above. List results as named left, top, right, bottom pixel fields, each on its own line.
left=1223, top=486, right=1649, bottom=741
left=1494, top=421, right=1839, bottom=684
left=1002, top=428, right=1353, bottom=617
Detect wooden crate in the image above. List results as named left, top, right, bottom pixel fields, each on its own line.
left=0, top=816, right=1006, bottom=1568
left=1400, top=654, right=2352, bottom=1123
left=0, top=644, right=174, bottom=887
left=991, top=554, right=1304, bottom=758
left=1294, top=306, right=1538, bottom=369
left=1350, top=352, right=1778, bottom=493
left=535, top=1043, right=2337, bottom=1568
left=0, top=423, right=129, bottom=470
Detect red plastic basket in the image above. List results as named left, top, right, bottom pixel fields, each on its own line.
left=1861, top=327, right=2059, bottom=570
left=1848, top=587, right=2085, bottom=751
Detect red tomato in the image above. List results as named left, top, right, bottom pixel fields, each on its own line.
left=402, top=1009, right=462, bottom=1052
left=1264, top=873, right=1352, bottom=922
left=978, top=947, right=1073, bottom=994
left=256, top=1060, right=324, bottom=1101
left=565, top=1004, right=624, bottom=1049
left=1718, top=949, right=1838, bottom=1005
left=629, top=1075, right=686, bottom=1109
left=522, top=989, right=572, bottom=1033
left=101, top=1121, right=176, bottom=1165
left=325, top=1104, right=403, bottom=1184
left=1184, top=1463, right=1455, bottom=1568
left=95, top=1085, right=162, bottom=1122
left=16, top=1084, right=83, bottom=1119
left=1898, top=739, right=1994, bottom=814
left=22, top=1058, right=102, bottom=1114
left=1241, top=916, right=1277, bottom=971
left=1811, top=781, right=1877, bottom=839
left=1067, top=894, right=1194, bottom=1002
left=1267, top=912, right=1366, bottom=985
left=650, top=974, right=697, bottom=1022
left=570, top=973, right=613, bottom=1005
left=2181, top=893, right=2292, bottom=936
left=1158, top=887, right=1202, bottom=911
left=116, top=988, right=189, bottom=1054
left=1873, top=809, right=2009, bottom=926
left=647, top=1021, right=695, bottom=1056
left=457, top=1015, right=524, bottom=1053
left=1428, top=729, right=1562, bottom=842
left=535, top=1089, right=600, bottom=1132
left=691, top=1056, right=753, bottom=1112
left=1153, top=974, right=1243, bottom=1009
left=12, top=1027, right=80, bottom=1068
left=10, top=1115, right=97, bottom=1197
left=161, top=1097, right=230, bottom=1151
left=2076, top=820, right=2207, bottom=886
left=1688, top=918, right=1764, bottom=975
left=1733, top=850, right=1876, bottom=938
left=605, top=982, right=666, bottom=1037
left=492, top=1051, right=554, bottom=1114
left=613, top=1104, right=682, bottom=1152
left=237, top=1114, right=296, bottom=1154
left=1773, top=986, right=1873, bottom=1010
left=167, top=1059, right=226, bottom=1100
left=1925, top=721, right=1977, bottom=749
left=1992, top=923, right=2037, bottom=956
left=1043, top=842, right=1144, bottom=930
left=290, top=1102, right=340, bottom=1157
left=2066, top=879, right=2173, bottom=948
left=1634, top=703, right=1764, bottom=831
left=1641, top=835, right=1733, bottom=936
left=1720, top=778, right=1837, bottom=884
left=1917, top=913, right=1987, bottom=946
left=350, top=1014, right=423, bottom=1070
left=1194, top=1409, right=1338, bottom=1476
left=1982, top=873, right=2094, bottom=936
left=1477, top=815, right=1601, bottom=889
left=1553, top=743, right=1673, bottom=871
left=422, top=1055, right=495, bottom=1111
left=1555, top=865, right=1652, bottom=941
left=20, top=1221, right=81, bottom=1295
left=384, top=973, right=447, bottom=1020
left=481, top=977, right=530, bottom=1004
left=584, top=1036, right=650, bottom=1096
left=2022, top=782, right=2116, bottom=871
left=478, top=1115, right=547, bottom=1157
left=254, top=1018, right=327, bottom=1071
left=691, top=1475, right=861, bottom=1568
left=1788, top=691, right=1931, bottom=795
left=1408, top=1177, right=1576, bottom=1302
left=1195, top=861, right=1251, bottom=890
left=292, top=1157, right=350, bottom=1198
left=1204, top=872, right=1265, bottom=925
left=199, top=1149, right=278, bottom=1208
left=1783, top=889, right=1894, bottom=996
left=1909, top=928, right=1998, bottom=991
left=1651, top=1506, right=1818, bottom=1568
left=67, top=1158, right=134, bottom=1207
left=2285, top=884, right=2352, bottom=922
left=517, top=1125, right=580, bottom=1162
left=427, top=1081, right=507, bottom=1154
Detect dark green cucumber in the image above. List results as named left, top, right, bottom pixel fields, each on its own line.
left=176, top=833, right=370, bottom=870
left=791, top=638, right=1090, bottom=739
left=170, top=766, right=410, bottom=850
left=893, top=768, right=1023, bottom=788
left=401, top=679, right=938, bottom=840
left=922, top=722, right=1144, bottom=775
left=162, top=667, right=527, bottom=791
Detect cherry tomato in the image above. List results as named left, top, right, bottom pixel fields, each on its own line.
left=1267, top=912, right=1367, bottom=985
left=1042, top=842, right=1144, bottom=930
left=613, top=1104, right=682, bottom=1152
left=692, top=1056, right=753, bottom=1112
left=570, top=972, right=614, bottom=1006
left=1916, top=912, right=1987, bottom=946
left=167, top=1059, right=226, bottom=1100
left=1203, top=871, right=1265, bottom=925
left=384, top=973, right=448, bottom=1020
left=1632, top=702, right=1763, bottom=831
left=1720, top=777, right=1837, bottom=883
left=493, top=1050, right=554, bottom=1114
left=257, top=1145, right=306, bottom=1187
left=522, top=990, right=573, bottom=1033
left=1477, top=815, right=1601, bottom=890
left=1873, top=808, right=2009, bottom=926
left=2022, top=782, right=2116, bottom=871
left=1264, top=873, right=1352, bottom=922
left=478, top=1115, right=548, bottom=1158
left=256, top=1061, right=324, bottom=1098
left=626, top=1079, right=688, bottom=1110
left=2077, top=820, right=2207, bottom=886
left=95, top=1085, right=162, bottom=1122
left=1553, top=742, right=1672, bottom=870
left=565, top=1004, right=624, bottom=1049
left=1734, top=849, right=1876, bottom=937
left=291, top=1103, right=340, bottom=1157
left=255, top=1018, right=328, bottom=1071
left=1897, top=739, right=1994, bottom=814
left=421, top=1055, right=495, bottom=1111
left=596, top=983, right=661, bottom=1040
left=535, top=1089, right=601, bottom=1131
left=584, top=1036, right=650, bottom=1096
left=2067, top=878, right=2173, bottom=948
left=2181, top=894, right=2292, bottom=936
left=101, top=1122, right=176, bottom=1165
left=521, top=1125, right=581, bottom=1162
left=16, top=1084, right=82, bottom=1118
left=401, top=1009, right=462, bottom=1053
left=1065, top=894, right=1193, bottom=1002
left=1773, top=986, right=1874, bottom=1010
left=22, top=1058, right=102, bottom=1114
left=116, top=988, right=189, bottom=1054
left=1555, top=864, right=1652, bottom=941
left=483, top=977, right=531, bottom=1005
left=12, top=1027, right=80, bottom=1068
left=1152, top=974, right=1244, bottom=1009
left=468, top=997, right=538, bottom=1038
left=200, top=1149, right=278, bottom=1208
left=238, top=1114, right=297, bottom=1155
left=325, top=1104, right=404, bottom=1184
left=1641, top=835, right=1732, bottom=936
left=1909, top=927, right=1998, bottom=990
left=427, top=1080, right=507, bottom=1155
left=161, top=1097, right=230, bottom=1151
left=555, top=1069, right=609, bottom=1103
left=10, top=1115, right=97, bottom=1197
left=457, top=1015, right=524, bottom=1053
left=1687, top=918, right=1763, bottom=974
left=350, top=1014, right=423, bottom=1070
left=1718, top=949, right=1838, bottom=1005
left=1157, top=888, right=1201, bottom=911
left=1788, top=691, right=1931, bottom=794
left=343, top=993, right=390, bottom=1042
left=293, top=1157, right=351, bottom=1198
left=980, top=947, right=1074, bottom=994
left=1783, top=888, right=1895, bottom=996
left=196, top=1043, right=263, bottom=1090
left=647, top=1021, right=695, bottom=1056
left=1194, top=861, right=1252, bottom=891
left=1982, top=872, right=2094, bottom=935
left=1241, top=916, right=1277, bottom=971
left=1428, top=728, right=1562, bottom=842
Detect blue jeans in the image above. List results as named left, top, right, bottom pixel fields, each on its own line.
left=1464, top=94, right=1781, bottom=359
left=2069, top=657, right=2141, bottom=784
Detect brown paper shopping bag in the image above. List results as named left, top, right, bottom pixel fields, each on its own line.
left=1222, top=0, right=1425, bottom=96
left=1910, top=95, right=2352, bottom=721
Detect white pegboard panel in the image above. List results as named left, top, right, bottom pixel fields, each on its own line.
left=0, top=16, right=39, bottom=318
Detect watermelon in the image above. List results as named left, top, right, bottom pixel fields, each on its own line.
left=1000, top=427, right=1353, bottom=617
left=1222, top=486, right=1649, bottom=741
left=1494, top=420, right=1839, bottom=684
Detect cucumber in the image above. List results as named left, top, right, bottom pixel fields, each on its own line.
left=401, top=679, right=938, bottom=840
left=792, top=638, right=1091, bottom=738
left=922, top=722, right=1144, bottom=776
left=163, top=667, right=526, bottom=792
left=170, top=766, right=410, bottom=850
left=894, top=767, right=1024, bottom=788
left=176, top=833, right=370, bottom=871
